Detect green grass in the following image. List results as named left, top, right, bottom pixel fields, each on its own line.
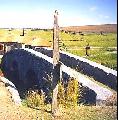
left=59, top=32, right=117, bottom=70
left=0, top=29, right=117, bottom=70
left=88, top=52, right=117, bottom=70
left=67, top=48, right=117, bottom=70
left=60, top=32, right=117, bottom=47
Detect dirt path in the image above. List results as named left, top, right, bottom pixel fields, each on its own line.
left=0, top=78, right=38, bottom=120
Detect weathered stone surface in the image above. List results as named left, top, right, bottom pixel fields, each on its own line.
left=0, top=48, right=115, bottom=105
left=1, top=49, right=52, bottom=100
left=0, top=76, right=22, bottom=105
left=35, top=47, right=117, bottom=91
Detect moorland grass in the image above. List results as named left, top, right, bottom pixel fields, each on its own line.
left=0, top=29, right=117, bottom=70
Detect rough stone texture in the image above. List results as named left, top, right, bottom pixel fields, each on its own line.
left=0, top=76, right=21, bottom=105
left=0, top=48, right=115, bottom=105
left=1, top=49, right=52, bottom=101
left=78, top=83, right=97, bottom=105
left=35, top=47, right=117, bottom=91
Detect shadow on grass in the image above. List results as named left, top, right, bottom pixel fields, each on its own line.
left=27, top=105, right=52, bottom=114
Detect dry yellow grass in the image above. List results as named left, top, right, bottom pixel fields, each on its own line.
left=26, top=37, right=51, bottom=46
left=0, top=29, right=51, bottom=47
left=0, top=73, right=117, bottom=120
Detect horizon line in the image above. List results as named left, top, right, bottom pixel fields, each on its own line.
left=0, top=23, right=117, bottom=29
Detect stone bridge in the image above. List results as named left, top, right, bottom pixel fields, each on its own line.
left=0, top=47, right=117, bottom=105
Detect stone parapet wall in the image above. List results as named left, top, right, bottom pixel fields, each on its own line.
left=35, top=47, right=117, bottom=91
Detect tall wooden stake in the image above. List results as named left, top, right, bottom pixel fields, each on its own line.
left=52, top=10, right=60, bottom=115
left=22, top=28, right=24, bottom=36
left=20, top=28, right=24, bottom=36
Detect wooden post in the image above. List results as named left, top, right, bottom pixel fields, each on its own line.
left=52, top=10, right=60, bottom=115
left=53, top=10, right=59, bottom=63
left=22, top=28, right=24, bottom=36
left=20, top=28, right=24, bottom=36
left=85, top=43, right=90, bottom=56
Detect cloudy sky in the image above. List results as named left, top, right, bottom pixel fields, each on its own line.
left=0, top=0, right=117, bottom=28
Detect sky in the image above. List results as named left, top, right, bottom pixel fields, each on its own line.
left=0, top=0, right=117, bottom=28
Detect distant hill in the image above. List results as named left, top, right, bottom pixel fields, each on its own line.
left=61, top=24, right=117, bottom=33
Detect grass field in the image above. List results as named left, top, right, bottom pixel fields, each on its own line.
left=0, top=28, right=117, bottom=70
left=59, top=32, right=117, bottom=70
left=21, top=102, right=117, bottom=120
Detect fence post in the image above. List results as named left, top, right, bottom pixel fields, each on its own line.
left=20, top=28, right=24, bottom=36
left=85, top=43, right=90, bottom=56
left=51, top=10, right=60, bottom=116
